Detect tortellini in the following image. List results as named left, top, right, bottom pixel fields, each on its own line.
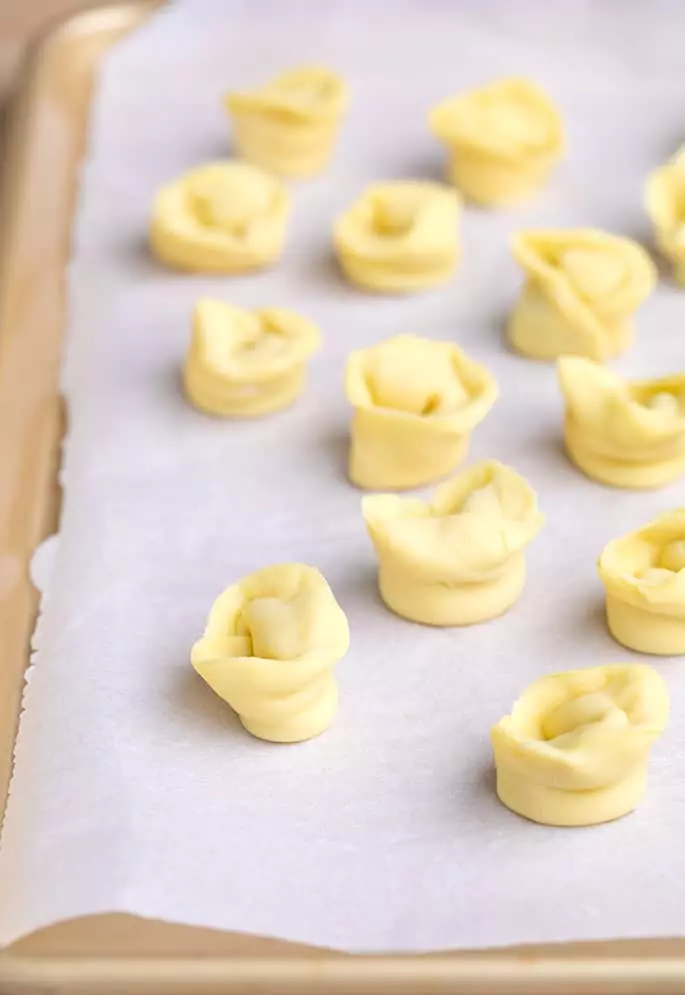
left=150, top=162, right=289, bottom=273
left=558, top=356, right=685, bottom=489
left=334, top=181, right=461, bottom=292
left=191, top=564, right=350, bottom=743
left=491, top=664, right=669, bottom=826
left=645, top=146, right=685, bottom=285
left=509, top=229, right=656, bottom=361
left=363, top=460, right=543, bottom=626
left=429, top=78, right=564, bottom=207
left=345, top=334, right=498, bottom=490
left=184, top=299, right=321, bottom=417
left=599, top=510, right=685, bottom=655
left=226, top=65, right=348, bottom=177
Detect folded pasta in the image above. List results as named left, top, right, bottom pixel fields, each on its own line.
left=150, top=161, right=289, bottom=273
left=599, top=510, right=685, bottom=655
left=491, top=664, right=669, bottom=826
left=226, top=65, right=348, bottom=177
left=429, top=78, right=564, bottom=206
left=509, top=228, right=656, bottom=361
left=184, top=299, right=321, bottom=417
left=345, top=334, right=497, bottom=490
left=334, top=181, right=461, bottom=292
left=558, top=356, right=685, bottom=488
left=191, top=564, right=350, bottom=743
left=645, top=146, right=685, bottom=285
left=363, top=460, right=543, bottom=626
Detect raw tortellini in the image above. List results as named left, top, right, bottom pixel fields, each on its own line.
left=345, top=334, right=498, bottom=490
left=334, top=181, right=461, bottom=292
left=599, top=510, right=685, bottom=656
left=645, top=146, right=685, bottom=285
left=226, top=65, right=348, bottom=177
left=363, top=460, right=543, bottom=626
left=429, top=77, right=564, bottom=207
left=558, top=356, right=685, bottom=489
left=509, top=229, right=656, bottom=361
left=184, top=299, right=321, bottom=417
left=150, top=161, right=289, bottom=273
left=191, top=564, right=350, bottom=743
left=491, top=664, right=669, bottom=826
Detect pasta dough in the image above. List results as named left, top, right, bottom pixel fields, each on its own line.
left=645, top=146, right=685, bottom=285
left=191, top=564, right=350, bottom=743
left=491, top=664, right=669, bottom=826
left=345, top=334, right=498, bottom=490
left=599, top=510, right=685, bottom=655
left=226, top=65, right=348, bottom=177
left=429, top=78, right=564, bottom=207
left=333, top=181, right=461, bottom=292
left=509, top=228, right=656, bottom=361
left=184, top=299, right=321, bottom=417
left=558, top=356, right=685, bottom=488
left=150, top=161, right=289, bottom=273
left=363, top=460, right=543, bottom=626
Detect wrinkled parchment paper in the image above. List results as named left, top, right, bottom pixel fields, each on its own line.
left=2, top=0, right=685, bottom=953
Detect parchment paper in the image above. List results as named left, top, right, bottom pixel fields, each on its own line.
left=2, top=0, right=685, bottom=953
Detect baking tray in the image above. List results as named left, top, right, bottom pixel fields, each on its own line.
left=2, top=4, right=685, bottom=992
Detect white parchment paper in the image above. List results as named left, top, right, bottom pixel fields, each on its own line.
left=2, top=0, right=685, bottom=952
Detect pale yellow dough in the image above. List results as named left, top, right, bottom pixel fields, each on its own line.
left=599, top=510, right=685, bottom=655
left=491, top=664, right=669, bottom=826
left=645, top=146, right=685, bottom=285
left=429, top=78, right=564, bottom=207
left=150, top=161, right=289, bottom=273
left=226, top=65, right=348, bottom=177
left=191, top=564, right=349, bottom=743
left=363, top=460, right=543, bottom=626
left=333, top=181, right=461, bottom=293
left=184, top=299, right=321, bottom=418
left=345, top=334, right=498, bottom=490
left=558, top=356, right=685, bottom=489
left=509, top=229, right=656, bottom=361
